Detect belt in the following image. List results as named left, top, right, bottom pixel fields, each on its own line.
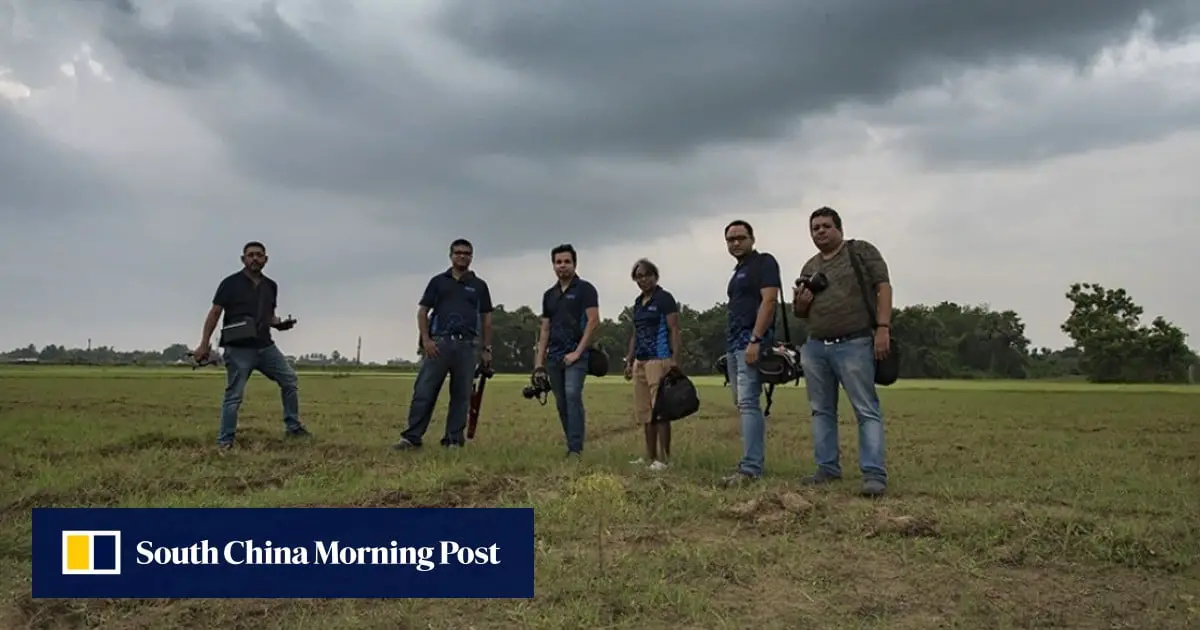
left=812, top=329, right=872, bottom=344
left=433, top=333, right=475, bottom=341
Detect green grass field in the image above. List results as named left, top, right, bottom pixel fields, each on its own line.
left=2, top=367, right=1198, bottom=629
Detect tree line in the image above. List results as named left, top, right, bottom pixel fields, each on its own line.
left=2, top=283, right=1195, bottom=383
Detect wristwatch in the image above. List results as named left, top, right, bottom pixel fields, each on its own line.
left=749, top=335, right=761, bottom=345
left=482, top=345, right=492, bottom=352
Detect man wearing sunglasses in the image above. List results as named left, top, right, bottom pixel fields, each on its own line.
left=394, top=239, right=494, bottom=450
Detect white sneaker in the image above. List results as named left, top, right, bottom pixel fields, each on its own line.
left=648, top=460, right=668, bottom=471
left=629, top=457, right=645, bottom=465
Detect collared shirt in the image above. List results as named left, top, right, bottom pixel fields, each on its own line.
left=541, top=276, right=599, bottom=360
left=419, top=268, right=494, bottom=338
left=726, top=250, right=782, bottom=352
left=632, top=286, right=678, bottom=360
left=213, top=270, right=278, bottom=348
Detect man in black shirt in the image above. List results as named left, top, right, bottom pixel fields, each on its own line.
left=720, top=220, right=781, bottom=487
left=394, top=239, right=495, bottom=450
left=193, top=241, right=309, bottom=450
left=534, top=244, right=600, bottom=457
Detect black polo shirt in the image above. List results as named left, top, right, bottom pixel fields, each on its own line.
left=725, top=250, right=782, bottom=353
left=541, top=276, right=599, bottom=361
left=213, top=271, right=278, bottom=348
left=632, top=286, right=678, bottom=361
left=419, top=269, right=494, bottom=338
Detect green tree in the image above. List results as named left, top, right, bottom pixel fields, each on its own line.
left=1061, top=282, right=1192, bottom=383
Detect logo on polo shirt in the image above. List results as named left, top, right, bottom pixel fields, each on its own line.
left=62, top=530, right=122, bottom=575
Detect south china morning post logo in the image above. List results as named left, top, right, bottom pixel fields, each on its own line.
left=61, top=530, right=122, bottom=575
left=134, top=538, right=501, bottom=571
left=33, top=507, right=535, bottom=598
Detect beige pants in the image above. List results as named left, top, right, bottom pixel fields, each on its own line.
left=633, top=359, right=673, bottom=424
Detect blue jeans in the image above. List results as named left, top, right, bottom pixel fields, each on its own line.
left=219, top=344, right=301, bottom=444
left=402, top=337, right=479, bottom=446
left=800, top=335, right=887, bottom=481
left=546, top=357, right=588, bottom=454
left=725, top=349, right=766, bottom=476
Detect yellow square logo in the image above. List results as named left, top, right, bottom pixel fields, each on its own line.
left=61, top=530, right=121, bottom=575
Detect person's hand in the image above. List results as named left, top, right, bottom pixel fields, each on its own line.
left=564, top=350, right=582, bottom=366
left=480, top=348, right=492, bottom=367
left=794, top=286, right=814, bottom=310
left=422, top=338, right=439, bottom=359
left=874, top=327, right=891, bottom=360
left=192, top=342, right=211, bottom=362
left=273, top=315, right=297, bottom=331
left=623, top=361, right=634, bottom=381
left=744, top=342, right=760, bottom=365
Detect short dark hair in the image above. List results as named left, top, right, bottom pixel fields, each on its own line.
left=724, top=220, right=754, bottom=237
left=631, top=258, right=659, bottom=280
left=550, top=243, right=576, bottom=264
left=243, top=241, right=266, bottom=254
left=450, top=238, right=473, bottom=252
left=810, top=206, right=842, bottom=231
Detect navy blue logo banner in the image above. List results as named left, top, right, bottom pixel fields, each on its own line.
left=32, top=507, right=535, bottom=598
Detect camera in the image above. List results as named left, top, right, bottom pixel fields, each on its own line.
left=795, top=271, right=829, bottom=293
left=521, top=368, right=552, bottom=404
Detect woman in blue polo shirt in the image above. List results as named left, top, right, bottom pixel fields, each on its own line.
left=623, top=258, right=682, bottom=471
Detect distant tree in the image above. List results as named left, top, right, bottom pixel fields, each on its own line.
left=1061, top=282, right=1193, bottom=383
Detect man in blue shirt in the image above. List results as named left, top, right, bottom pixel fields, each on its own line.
left=623, top=258, right=681, bottom=471
left=394, top=239, right=494, bottom=450
left=720, top=220, right=782, bottom=487
left=535, top=244, right=600, bottom=458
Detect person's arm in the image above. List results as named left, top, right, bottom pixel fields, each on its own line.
left=859, top=241, right=893, bottom=327
left=417, top=279, right=438, bottom=344
left=535, top=292, right=551, bottom=369
left=752, top=256, right=782, bottom=340
left=663, top=291, right=682, bottom=359
left=479, top=282, right=495, bottom=350
left=199, top=279, right=229, bottom=348
left=268, top=281, right=282, bottom=326
left=574, top=283, right=600, bottom=353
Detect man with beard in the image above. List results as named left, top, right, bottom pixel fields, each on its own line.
left=720, top=220, right=782, bottom=487
left=193, top=241, right=309, bottom=451
left=394, top=238, right=494, bottom=450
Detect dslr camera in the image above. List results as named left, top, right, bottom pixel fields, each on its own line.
left=522, top=367, right=553, bottom=404
left=795, top=271, right=829, bottom=293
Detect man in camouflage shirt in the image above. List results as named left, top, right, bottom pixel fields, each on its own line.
left=793, top=207, right=893, bottom=497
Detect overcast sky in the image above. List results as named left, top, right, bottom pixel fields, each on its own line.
left=2, top=0, right=1198, bottom=362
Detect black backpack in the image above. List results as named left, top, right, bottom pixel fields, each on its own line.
left=651, top=367, right=700, bottom=424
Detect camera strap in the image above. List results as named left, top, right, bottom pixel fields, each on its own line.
left=762, top=256, right=793, bottom=418
left=845, top=240, right=878, bottom=329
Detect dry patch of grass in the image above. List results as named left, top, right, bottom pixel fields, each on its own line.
left=1, top=369, right=1198, bottom=629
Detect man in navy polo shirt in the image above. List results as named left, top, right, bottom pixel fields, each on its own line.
left=720, top=220, right=782, bottom=487
left=534, top=244, right=600, bottom=457
left=394, top=238, right=494, bottom=450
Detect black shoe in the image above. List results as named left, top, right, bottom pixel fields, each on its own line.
left=860, top=478, right=887, bottom=497
left=800, top=470, right=842, bottom=485
left=392, top=438, right=420, bottom=450
left=286, top=426, right=311, bottom=438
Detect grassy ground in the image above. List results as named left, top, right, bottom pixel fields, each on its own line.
left=2, top=367, right=1198, bottom=629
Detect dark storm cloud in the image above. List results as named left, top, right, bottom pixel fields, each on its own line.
left=6, top=0, right=1200, bottom=266
left=431, top=0, right=1200, bottom=157
left=0, top=109, right=128, bottom=221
